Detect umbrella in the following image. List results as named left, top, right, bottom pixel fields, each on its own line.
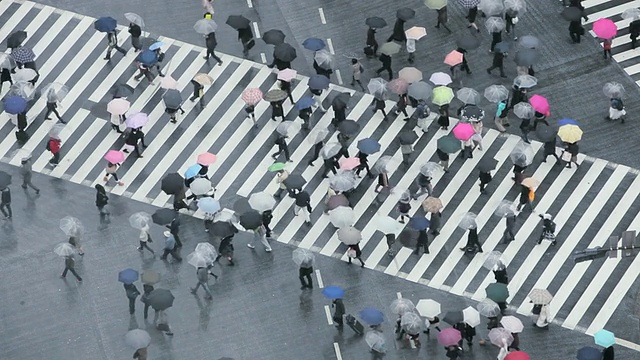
left=147, top=289, right=174, bottom=310
left=494, top=200, right=516, bottom=217
left=331, top=93, right=351, bottom=109
left=593, top=18, right=617, bottom=39
left=226, top=15, right=251, bottom=29
left=274, top=43, right=296, bottom=61
left=397, top=7, right=416, bottom=21
left=194, top=19, right=218, bottom=34
left=456, top=87, right=481, bottom=105
left=406, top=26, right=427, bottom=40
left=387, top=78, right=409, bottom=95
left=330, top=173, right=357, bottom=192
left=283, top=174, right=306, bottom=189
left=149, top=42, right=164, bottom=51
left=308, top=127, right=330, bottom=144
left=321, top=143, right=341, bottom=159
left=486, top=283, right=509, bottom=303
left=380, top=41, right=401, bottom=56
left=398, top=67, right=422, bottom=83
left=11, top=46, right=36, bottom=64
left=126, top=112, right=149, bottom=129
left=359, top=307, right=384, bottom=325
left=529, top=94, right=549, bottom=115
left=398, top=131, right=419, bottom=145
left=594, top=329, right=616, bottom=347
left=366, top=17, right=387, bottom=28
left=430, top=72, right=452, bottom=86
left=463, top=306, right=481, bottom=327
left=112, top=83, right=134, bottom=98
left=399, top=228, right=419, bottom=247
left=422, top=197, right=443, bottom=213
left=460, top=105, right=485, bottom=122
left=483, top=252, right=505, bottom=272
left=372, top=155, right=396, bottom=174
left=452, top=122, right=475, bottom=141
left=193, top=73, right=214, bottom=86
left=456, top=35, right=481, bottom=50
left=241, top=88, right=263, bottom=106
left=577, top=347, right=602, bottom=360
left=437, top=134, right=462, bottom=153
left=125, top=329, right=151, bottom=349
left=124, top=12, right=145, bottom=27
left=485, top=17, right=506, bottom=33
left=94, top=16, right=117, bottom=32
left=420, top=162, right=441, bottom=177
left=368, top=77, right=388, bottom=95
left=528, top=289, right=553, bottom=304
left=7, top=31, right=27, bottom=48
left=510, top=141, right=535, bottom=167
left=478, top=158, right=498, bottom=173
left=603, top=82, right=625, bottom=98
left=268, top=162, right=287, bottom=172
left=365, top=331, right=386, bottom=352
left=458, top=212, right=477, bottom=230
left=443, top=311, right=464, bottom=325
left=276, top=121, right=301, bottom=136
left=479, top=0, right=505, bottom=16
left=622, top=8, right=640, bottom=19
left=292, top=248, right=315, bottom=267
left=322, top=286, right=345, bottom=299
left=401, top=312, right=422, bottom=334
left=139, top=37, right=158, bottom=50
left=558, top=117, right=578, bottom=125
left=38, top=83, right=68, bottom=103
left=60, top=216, right=84, bottom=236
left=513, top=102, right=534, bottom=119
left=308, top=74, right=330, bottom=90
left=425, top=0, right=448, bottom=10
left=338, top=226, right=362, bottom=245
left=536, top=124, right=556, bottom=142
left=185, top=164, right=203, bottom=179
left=489, top=327, right=513, bottom=347
left=303, top=37, right=325, bottom=51
left=163, top=89, right=182, bottom=109
left=263, top=89, right=288, bottom=102
left=505, top=0, right=527, bottom=13
left=515, top=49, right=539, bottom=66
left=521, top=177, right=539, bottom=190
left=338, top=120, right=360, bottom=136
left=13, top=68, right=37, bottom=83
left=409, top=216, right=430, bottom=231
left=118, top=268, right=139, bottom=284
left=500, top=316, right=524, bottom=333
left=314, top=49, right=335, bottom=70
left=197, top=152, right=217, bottom=166
left=327, top=194, right=350, bottom=211
left=494, top=41, right=511, bottom=53
left=505, top=352, right=530, bottom=360
left=416, top=299, right=441, bottom=317
left=249, top=192, right=276, bottom=212
left=208, top=221, right=237, bottom=238
left=263, top=29, right=286, bottom=45
left=444, top=50, right=463, bottom=66
left=357, top=138, right=381, bottom=155
left=240, top=210, right=262, bottom=230
left=129, top=212, right=152, bottom=230
left=518, top=35, right=539, bottom=49
left=8, top=82, right=32, bottom=100
left=190, top=178, right=212, bottom=196
left=432, top=86, right=454, bottom=106
left=161, top=173, right=184, bottom=195
left=484, top=85, right=509, bottom=103
left=278, top=68, right=297, bottom=82
left=54, top=243, right=76, bottom=257
left=48, top=123, right=65, bottom=140
left=152, top=208, right=177, bottom=225
left=375, top=215, right=401, bottom=234
left=104, top=150, right=125, bottom=164
left=198, top=197, right=221, bottom=214
left=513, top=75, right=537, bottom=89
left=408, top=81, right=433, bottom=101
left=558, top=124, right=582, bottom=143
left=477, top=299, right=501, bottom=317
left=188, top=251, right=212, bottom=268
left=0, top=53, right=16, bottom=69
left=296, top=96, right=316, bottom=110
left=438, top=328, right=462, bottom=346
left=330, top=207, right=356, bottom=228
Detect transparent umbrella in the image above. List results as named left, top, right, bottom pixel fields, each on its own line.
left=477, top=299, right=501, bottom=317
left=458, top=212, right=478, bottom=230
left=484, top=85, right=509, bottom=103
left=513, top=75, right=537, bottom=89
left=510, top=141, right=535, bottom=167
left=372, top=155, right=398, bottom=174
left=9, top=81, right=34, bottom=100
left=376, top=215, right=401, bottom=234
left=40, top=82, right=70, bottom=102
left=456, top=87, right=481, bottom=105
left=365, top=331, right=386, bottom=353
left=0, top=53, right=16, bottom=69
left=13, top=68, right=37, bottom=82
left=195, top=242, right=218, bottom=260
left=494, top=200, right=516, bottom=217
left=320, top=142, right=341, bottom=159
left=59, top=216, right=84, bottom=236
left=276, top=121, right=301, bottom=136
left=314, top=49, right=335, bottom=70
left=482, top=251, right=504, bottom=270
left=187, top=251, right=212, bottom=268
left=329, top=172, right=357, bottom=192
left=401, top=312, right=423, bottom=334
left=124, top=13, right=145, bottom=27
left=124, top=329, right=151, bottom=349
left=54, top=243, right=76, bottom=257
left=194, top=19, right=218, bottom=34
left=48, top=123, right=66, bottom=140
left=485, top=16, right=506, bottom=33
left=390, top=298, right=416, bottom=315
left=129, top=212, right=151, bottom=229
left=189, top=178, right=212, bottom=195
left=249, top=192, right=276, bottom=212
left=621, top=8, right=640, bottom=20
left=479, top=0, right=505, bottom=16
left=420, top=162, right=441, bottom=177
left=292, top=248, right=315, bottom=267
left=307, top=128, right=330, bottom=145
left=603, top=82, right=625, bottom=98
left=367, top=77, right=388, bottom=96
left=500, top=316, right=524, bottom=333
left=489, top=327, right=514, bottom=347
left=504, top=0, right=527, bottom=13
left=329, top=206, right=356, bottom=228
left=513, top=102, right=535, bottom=119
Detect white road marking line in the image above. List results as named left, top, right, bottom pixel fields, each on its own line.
left=325, top=305, right=334, bottom=325
left=396, top=292, right=402, bottom=299
left=335, top=69, right=343, bottom=85
left=326, top=38, right=335, bottom=54
left=318, top=8, right=327, bottom=24
left=333, top=343, right=342, bottom=360
left=0, top=1, right=35, bottom=43
left=253, top=22, right=261, bottom=38
left=260, top=52, right=267, bottom=63
left=315, top=269, right=324, bottom=288
left=247, top=0, right=253, bottom=8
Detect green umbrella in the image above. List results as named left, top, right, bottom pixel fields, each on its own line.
left=432, top=86, right=454, bottom=106
left=268, top=162, right=286, bottom=172
left=485, top=283, right=509, bottom=303
left=437, top=134, right=462, bottom=154
left=380, top=42, right=401, bottom=56
left=424, top=0, right=447, bottom=10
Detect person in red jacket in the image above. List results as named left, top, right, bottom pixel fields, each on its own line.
left=47, top=136, right=61, bottom=166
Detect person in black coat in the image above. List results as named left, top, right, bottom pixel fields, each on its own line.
left=493, top=261, right=509, bottom=284
left=394, top=93, right=409, bottom=120
left=332, top=104, right=347, bottom=126
left=270, top=101, right=284, bottom=121
left=517, top=184, right=531, bottom=212
left=387, top=19, right=407, bottom=43
left=542, top=140, right=560, bottom=162
left=313, top=59, right=333, bottom=78
left=502, top=213, right=516, bottom=243
left=375, top=53, right=393, bottom=80
left=509, top=86, right=527, bottom=109
left=308, top=139, right=323, bottom=165
left=436, top=148, right=450, bottom=172
left=366, top=27, right=378, bottom=56
left=124, top=283, right=141, bottom=314
left=294, top=190, right=312, bottom=224
left=489, top=31, right=502, bottom=53
left=141, top=284, right=154, bottom=319
left=371, top=95, right=388, bottom=119
left=279, top=80, right=295, bottom=104
left=95, top=184, right=109, bottom=215
left=15, top=112, right=29, bottom=143
left=0, top=67, right=13, bottom=93
left=237, top=26, right=254, bottom=57
left=355, top=151, right=372, bottom=178
left=630, top=19, right=640, bottom=49
left=262, top=210, right=273, bottom=238
left=332, top=298, right=345, bottom=328
left=204, top=32, right=223, bottom=64
left=44, top=96, right=64, bottom=122
left=104, top=30, right=127, bottom=60
left=337, top=133, right=351, bottom=158
left=460, top=227, right=483, bottom=253
left=435, top=7, right=452, bottom=33
left=61, top=255, right=82, bottom=281
left=347, top=242, right=365, bottom=267
left=322, top=156, right=339, bottom=178
left=166, top=217, right=182, bottom=248
left=0, top=187, right=12, bottom=219
left=129, top=23, right=142, bottom=51
left=531, top=111, right=549, bottom=131
left=415, top=229, right=430, bottom=255
left=486, top=51, right=506, bottom=78
left=466, top=6, right=480, bottom=32
left=271, top=135, right=291, bottom=162
left=564, top=142, right=580, bottom=168
left=456, top=47, right=472, bottom=74
left=124, top=128, right=146, bottom=158
left=570, top=0, right=589, bottom=21
left=479, top=170, right=492, bottom=194
left=569, top=20, right=584, bottom=43
left=602, top=345, right=614, bottom=360
left=189, top=79, right=205, bottom=107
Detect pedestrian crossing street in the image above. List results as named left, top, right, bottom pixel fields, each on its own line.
left=583, top=0, right=640, bottom=84
left=1, top=0, right=640, bottom=348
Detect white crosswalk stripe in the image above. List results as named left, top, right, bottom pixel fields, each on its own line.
left=1, top=1, right=640, bottom=350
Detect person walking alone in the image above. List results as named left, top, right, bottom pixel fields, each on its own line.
left=60, top=255, right=82, bottom=281
left=332, top=298, right=345, bottom=328
left=124, top=283, right=141, bottom=314
left=415, top=229, right=430, bottom=255
left=569, top=20, right=584, bottom=43
left=166, top=217, right=182, bottom=248
left=486, top=50, right=507, bottom=78
left=129, top=23, right=142, bottom=52
left=95, top=184, right=109, bottom=215
left=203, top=32, right=223, bottom=65
left=502, top=213, right=516, bottom=243
left=435, top=6, right=452, bottom=33
left=0, top=187, right=11, bottom=219
left=238, top=26, right=254, bottom=57
left=347, top=242, right=365, bottom=267
left=103, top=162, right=125, bottom=186
left=20, top=155, right=40, bottom=194
left=460, top=227, right=483, bottom=253
left=44, top=93, right=64, bottom=123
left=299, top=257, right=313, bottom=289
left=271, top=135, right=292, bottom=162
left=294, top=190, right=312, bottom=225
left=189, top=79, right=206, bottom=107
left=137, top=223, right=155, bottom=255
left=160, top=231, right=182, bottom=262
left=270, top=100, right=285, bottom=121
left=141, top=283, right=154, bottom=319
left=542, top=139, right=560, bottom=162
left=247, top=224, right=273, bottom=252
left=366, top=27, right=379, bottom=57
left=350, top=58, right=365, bottom=91
left=104, top=30, right=127, bottom=60
left=466, top=6, right=480, bottom=32
left=190, top=266, right=214, bottom=300
left=375, top=53, right=393, bottom=80
left=47, top=136, right=61, bottom=167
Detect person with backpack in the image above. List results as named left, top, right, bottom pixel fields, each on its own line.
left=538, top=213, right=556, bottom=245
left=606, top=97, right=625, bottom=123
left=412, top=174, right=433, bottom=199
left=47, top=136, right=61, bottom=166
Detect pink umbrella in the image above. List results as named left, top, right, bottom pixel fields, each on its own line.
left=160, top=75, right=178, bottom=89
left=107, top=98, right=130, bottom=115
left=104, top=150, right=125, bottom=164
left=339, top=157, right=360, bottom=170
left=242, top=88, right=263, bottom=105
left=387, top=78, right=409, bottom=95
left=528, top=94, right=550, bottom=116
left=593, top=18, right=617, bottom=39
left=452, top=122, right=475, bottom=141
left=125, top=112, right=149, bottom=129
left=437, top=328, right=462, bottom=346
left=444, top=50, right=463, bottom=66
left=277, top=68, right=297, bottom=82
left=197, top=152, right=217, bottom=166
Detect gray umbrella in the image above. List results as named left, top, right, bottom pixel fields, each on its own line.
left=338, top=120, right=360, bottom=136
left=321, top=143, right=341, bottom=159
left=535, top=124, right=557, bottom=142
left=456, top=35, right=480, bottom=50
left=163, top=89, right=183, bottom=109
left=283, top=174, right=306, bottom=189
left=518, top=35, right=539, bottom=49
left=513, top=102, right=534, bottom=119
left=408, top=81, right=433, bottom=101
left=456, top=87, right=480, bottom=105
left=514, top=49, right=539, bottom=66
left=147, top=289, right=175, bottom=310
left=485, top=17, right=506, bottom=33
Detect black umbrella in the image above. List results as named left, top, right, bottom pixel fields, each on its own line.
left=152, top=208, right=177, bottom=225
left=443, top=311, right=464, bottom=325
left=399, top=228, right=419, bottom=247
left=162, top=89, right=183, bottom=109
left=366, top=17, right=387, bottom=28
left=161, top=173, right=184, bottom=195
left=515, top=49, right=539, bottom=66
left=456, top=35, right=480, bottom=50
left=397, top=7, right=416, bottom=21
left=478, top=158, right=498, bottom=172
left=226, top=15, right=251, bottom=29
left=283, top=174, right=306, bottom=190
left=233, top=197, right=252, bottom=214
left=7, top=31, right=27, bottom=48
left=111, top=83, right=135, bottom=98
left=147, top=289, right=175, bottom=310
left=0, top=171, right=11, bottom=188
left=331, top=93, right=351, bottom=110
left=263, top=29, right=286, bottom=45
left=460, top=105, right=485, bottom=122
left=494, top=41, right=511, bottom=54
left=398, top=131, right=419, bottom=145
left=208, top=221, right=237, bottom=238
left=239, top=210, right=262, bottom=230
left=561, top=6, right=583, bottom=22
left=536, top=124, right=557, bottom=142
left=337, top=120, right=360, bottom=136
left=274, top=43, right=297, bottom=62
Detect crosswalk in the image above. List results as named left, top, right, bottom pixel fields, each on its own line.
left=583, top=0, right=640, bottom=85
left=1, top=0, right=640, bottom=349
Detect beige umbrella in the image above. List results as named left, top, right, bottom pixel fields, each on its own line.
left=193, top=73, right=214, bottom=85
left=422, top=197, right=443, bottom=212
left=380, top=42, right=401, bottom=56
left=528, top=289, right=553, bottom=304
left=521, top=177, right=539, bottom=189
left=405, top=26, right=427, bottom=40
left=399, top=67, right=423, bottom=83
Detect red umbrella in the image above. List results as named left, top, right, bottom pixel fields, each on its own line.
left=505, top=351, right=530, bottom=360
left=241, top=88, right=263, bottom=105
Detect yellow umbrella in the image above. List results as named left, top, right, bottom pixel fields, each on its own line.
left=432, top=86, right=454, bottom=106
left=558, top=124, right=583, bottom=143
left=422, top=197, right=443, bottom=212
left=425, top=0, right=448, bottom=10
left=521, top=177, right=539, bottom=189
left=193, top=73, right=214, bottom=86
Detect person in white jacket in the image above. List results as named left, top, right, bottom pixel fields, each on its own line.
left=535, top=304, right=550, bottom=328
left=137, top=223, right=155, bottom=255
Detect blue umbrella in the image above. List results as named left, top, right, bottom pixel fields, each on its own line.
left=198, top=197, right=221, bottom=213
left=137, top=50, right=158, bottom=65
left=308, top=75, right=330, bottom=90
left=302, top=37, right=326, bottom=51
left=409, top=216, right=430, bottom=231
left=149, top=41, right=164, bottom=51
left=594, top=329, right=616, bottom=348
left=118, top=268, right=139, bottom=284
left=577, top=346, right=602, bottom=360
left=295, top=96, right=315, bottom=110
left=558, top=118, right=578, bottom=126
left=359, top=307, right=385, bottom=325
left=185, top=164, right=202, bottom=179
left=3, top=95, right=27, bottom=114
left=322, top=286, right=345, bottom=299
left=357, top=138, right=381, bottom=155
left=94, top=16, right=118, bottom=33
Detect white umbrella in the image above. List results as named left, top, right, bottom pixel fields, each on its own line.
left=482, top=251, right=504, bottom=270
left=124, top=329, right=151, bottom=349
left=276, top=121, right=301, bottom=136
left=329, top=173, right=357, bottom=192
left=189, top=178, right=212, bottom=195
left=292, top=248, right=315, bottom=267
left=13, top=68, right=37, bottom=82
left=249, top=192, right=276, bottom=212
left=124, top=12, right=145, bottom=27
left=463, top=306, right=481, bottom=327
left=0, top=53, right=16, bottom=69
left=621, top=7, right=640, bottom=20
left=488, top=328, right=513, bottom=347
left=10, top=81, right=34, bottom=100
left=365, top=331, right=386, bottom=353
left=194, top=242, right=218, bottom=260
left=458, top=212, right=478, bottom=230
left=494, top=200, right=516, bottom=217
left=405, top=26, right=427, bottom=40
left=376, top=215, right=401, bottom=234
left=390, top=298, right=416, bottom=315
left=401, top=312, right=423, bottom=334
left=54, top=243, right=76, bottom=257
left=500, top=315, right=524, bottom=333
left=416, top=299, right=441, bottom=317
left=329, top=206, right=356, bottom=228
left=59, top=216, right=84, bottom=236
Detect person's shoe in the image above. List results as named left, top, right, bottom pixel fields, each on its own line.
left=21, top=185, right=27, bottom=189
left=205, top=295, right=213, bottom=300
left=45, top=117, right=51, bottom=120
left=117, top=181, right=125, bottom=186
left=217, top=61, right=223, bottom=66
left=247, top=243, right=255, bottom=249
left=265, top=248, right=272, bottom=252
left=300, top=285, right=307, bottom=290
left=137, top=247, right=143, bottom=251
left=77, top=278, right=83, bottom=282
left=35, top=189, right=40, bottom=194
left=60, top=275, right=65, bottom=278
left=103, top=56, right=110, bottom=60
left=166, top=332, right=173, bottom=336
left=203, top=56, right=209, bottom=60
left=170, top=119, right=177, bottom=124
left=190, top=288, right=197, bottom=294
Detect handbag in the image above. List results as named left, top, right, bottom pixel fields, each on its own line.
left=532, top=304, right=542, bottom=315
left=561, top=151, right=572, bottom=162
left=347, top=249, right=357, bottom=258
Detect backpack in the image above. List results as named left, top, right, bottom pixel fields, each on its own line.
left=532, top=304, right=542, bottom=315
left=611, top=98, right=624, bottom=110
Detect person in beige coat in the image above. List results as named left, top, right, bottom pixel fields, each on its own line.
left=350, top=58, right=365, bottom=91
left=274, top=169, right=289, bottom=198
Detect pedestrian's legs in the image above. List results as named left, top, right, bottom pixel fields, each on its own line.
left=50, top=152, right=60, bottom=165
left=23, top=178, right=40, bottom=192
left=143, top=304, right=150, bottom=319
left=173, top=233, right=182, bottom=248
left=0, top=203, right=11, bottom=218
left=264, top=223, right=272, bottom=238
left=116, top=45, right=127, bottom=55
left=283, top=147, right=291, bottom=162
left=299, top=268, right=309, bottom=288
left=129, top=297, right=136, bottom=314
left=259, top=233, right=272, bottom=251
left=69, top=267, right=82, bottom=281
left=104, top=46, right=113, bottom=60
left=144, top=69, right=154, bottom=82
left=169, top=249, right=182, bottom=261
left=385, top=66, right=393, bottom=80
